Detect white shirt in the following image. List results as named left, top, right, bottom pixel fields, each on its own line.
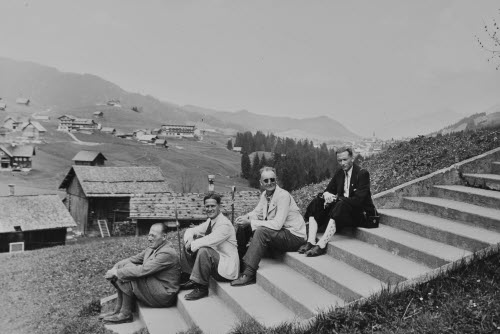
left=343, top=167, right=353, bottom=197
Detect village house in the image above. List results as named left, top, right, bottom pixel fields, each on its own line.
left=106, top=100, right=121, bottom=107
left=129, top=191, right=261, bottom=235
left=72, top=150, right=107, bottom=166
left=154, top=138, right=168, bottom=148
left=4, top=116, right=26, bottom=131
left=0, top=145, right=36, bottom=170
left=93, top=111, right=104, bottom=117
left=0, top=103, right=6, bottom=111
left=0, top=127, right=11, bottom=142
left=57, top=115, right=98, bottom=132
left=101, top=127, right=116, bottom=135
left=59, top=166, right=171, bottom=234
left=232, top=146, right=242, bottom=153
left=160, top=124, right=196, bottom=138
left=133, top=129, right=150, bottom=138
left=0, top=187, right=76, bottom=253
left=136, top=134, right=157, bottom=144
left=20, top=121, right=46, bottom=140
left=16, top=98, right=30, bottom=106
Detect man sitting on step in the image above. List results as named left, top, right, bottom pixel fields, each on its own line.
left=299, top=146, right=377, bottom=257
left=99, top=223, right=181, bottom=324
left=179, top=193, right=240, bottom=300
left=231, top=166, right=307, bottom=286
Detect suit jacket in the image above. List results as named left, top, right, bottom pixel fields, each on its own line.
left=115, top=242, right=180, bottom=297
left=248, top=185, right=307, bottom=240
left=184, top=213, right=239, bottom=280
left=324, top=163, right=376, bottom=217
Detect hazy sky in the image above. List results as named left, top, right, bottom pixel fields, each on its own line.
left=1, top=0, right=499, bottom=136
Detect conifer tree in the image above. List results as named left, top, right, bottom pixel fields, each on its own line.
left=241, top=152, right=251, bottom=179
left=227, top=139, right=233, bottom=150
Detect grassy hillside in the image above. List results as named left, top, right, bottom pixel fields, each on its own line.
left=0, top=111, right=252, bottom=193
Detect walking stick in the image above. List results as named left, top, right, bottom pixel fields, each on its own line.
left=231, top=186, right=236, bottom=225
left=174, top=198, right=182, bottom=259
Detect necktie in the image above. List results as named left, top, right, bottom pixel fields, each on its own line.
left=205, top=219, right=213, bottom=236
left=344, top=171, right=349, bottom=197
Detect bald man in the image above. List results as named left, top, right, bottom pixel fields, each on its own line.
left=99, top=223, right=181, bottom=324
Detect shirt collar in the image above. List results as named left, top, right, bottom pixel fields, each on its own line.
left=345, top=167, right=353, bottom=178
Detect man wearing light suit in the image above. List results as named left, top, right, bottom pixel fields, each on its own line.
left=100, top=223, right=180, bottom=324
left=231, top=166, right=307, bottom=286
left=180, top=193, right=239, bottom=300
left=299, top=146, right=377, bottom=257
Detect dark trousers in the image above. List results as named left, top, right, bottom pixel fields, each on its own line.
left=180, top=246, right=230, bottom=286
left=304, top=196, right=359, bottom=231
left=239, top=225, right=305, bottom=272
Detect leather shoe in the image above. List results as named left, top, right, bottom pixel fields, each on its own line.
left=102, top=313, right=133, bottom=324
left=298, top=242, right=314, bottom=254
left=305, top=245, right=327, bottom=257
left=230, top=274, right=256, bottom=287
left=98, top=310, right=118, bottom=320
left=184, top=286, right=209, bottom=300
left=180, top=280, right=197, bottom=290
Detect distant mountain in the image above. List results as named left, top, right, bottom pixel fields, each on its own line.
left=0, top=57, right=244, bottom=131
left=435, top=104, right=500, bottom=135
left=374, top=109, right=465, bottom=139
left=183, top=105, right=361, bottom=141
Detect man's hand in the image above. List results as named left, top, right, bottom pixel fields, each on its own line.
left=104, top=267, right=118, bottom=280
left=235, top=215, right=251, bottom=227
left=323, top=191, right=337, bottom=204
left=185, top=239, right=192, bottom=252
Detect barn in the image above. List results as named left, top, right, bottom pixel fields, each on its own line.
left=58, top=166, right=171, bottom=235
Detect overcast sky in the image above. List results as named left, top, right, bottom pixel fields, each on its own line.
left=1, top=0, right=499, bottom=136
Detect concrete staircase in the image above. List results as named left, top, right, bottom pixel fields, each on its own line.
left=137, top=159, right=500, bottom=334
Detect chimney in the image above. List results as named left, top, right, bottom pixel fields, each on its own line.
left=8, top=184, right=15, bottom=196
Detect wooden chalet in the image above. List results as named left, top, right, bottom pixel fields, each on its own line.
left=4, top=116, right=25, bottom=130
left=101, top=127, right=116, bottom=135
left=154, top=138, right=168, bottom=148
left=20, top=121, right=46, bottom=140
left=0, top=145, right=36, bottom=170
left=0, top=191, right=76, bottom=253
left=93, top=111, right=104, bottom=117
left=57, top=115, right=98, bottom=132
left=58, top=166, right=171, bottom=234
left=137, top=134, right=157, bottom=144
left=129, top=191, right=261, bottom=235
left=16, top=98, right=30, bottom=105
left=72, top=150, right=107, bottom=166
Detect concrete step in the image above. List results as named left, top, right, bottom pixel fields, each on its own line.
left=281, top=251, right=386, bottom=302
left=138, top=303, right=188, bottom=334
left=210, top=279, right=300, bottom=328
left=432, top=185, right=500, bottom=210
left=462, top=173, right=500, bottom=191
left=352, top=224, right=472, bottom=268
left=177, top=289, right=240, bottom=334
left=401, top=196, right=500, bottom=232
left=257, top=258, right=345, bottom=318
left=492, top=162, right=500, bottom=174
left=327, top=235, right=432, bottom=285
left=379, top=208, right=500, bottom=252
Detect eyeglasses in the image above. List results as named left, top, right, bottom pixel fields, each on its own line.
left=262, top=178, right=276, bottom=184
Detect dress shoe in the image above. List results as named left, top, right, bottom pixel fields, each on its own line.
left=298, top=242, right=314, bottom=254
left=184, top=286, right=209, bottom=300
left=98, top=310, right=118, bottom=320
left=180, top=280, right=197, bottom=290
left=102, top=313, right=133, bottom=324
left=305, top=245, right=327, bottom=257
left=230, top=274, right=256, bottom=287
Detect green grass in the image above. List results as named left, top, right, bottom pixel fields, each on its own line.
left=0, top=233, right=180, bottom=334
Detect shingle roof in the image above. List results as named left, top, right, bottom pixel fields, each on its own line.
left=72, top=150, right=107, bottom=162
left=101, top=127, right=115, bottom=133
left=129, top=191, right=261, bottom=220
left=20, top=121, right=47, bottom=132
left=11, top=145, right=35, bottom=157
left=59, top=166, right=171, bottom=197
left=0, top=194, right=76, bottom=233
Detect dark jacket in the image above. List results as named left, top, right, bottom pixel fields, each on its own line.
left=324, top=163, right=376, bottom=217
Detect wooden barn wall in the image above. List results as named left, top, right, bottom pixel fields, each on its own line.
left=0, top=228, right=67, bottom=253
left=66, top=178, right=89, bottom=233
left=89, top=197, right=130, bottom=226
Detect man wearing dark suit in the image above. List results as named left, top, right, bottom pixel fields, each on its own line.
left=99, top=223, right=181, bottom=324
left=299, top=147, right=376, bottom=257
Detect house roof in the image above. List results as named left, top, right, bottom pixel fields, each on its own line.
left=58, top=114, right=77, bottom=120
left=59, top=166, right=171, bottom=197
left=0, top=194, right=76, bottom=233
left=0, top=103, right=6, bottom=109
left=16, top=98, right=30, bottom=104
left=101, top=127, right=115, bottom=133
left=0, top=145, right=35, bottom=157
left=93, top=111, right=103, bottom=115
left=73, top=118, right=96, bottom=125
left=137, top=134, right=157, bottom=141
left=129, top=191, right=261, bottom=220
left=20, top=121, right=47, bottom=132
left=155, top=139, right=166, bottom=144
left=72, top=150, right=107, bottom=162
